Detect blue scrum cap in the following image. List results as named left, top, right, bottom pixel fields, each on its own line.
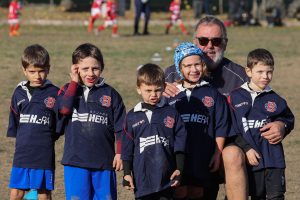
left=174, top=42, right=205, bottom=79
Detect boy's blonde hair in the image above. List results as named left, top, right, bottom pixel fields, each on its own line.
left=21, top=44, right=50, bottom=70
left=247, top=48, right=274, bottom=69
left=137, top=63, right=165, bottom=87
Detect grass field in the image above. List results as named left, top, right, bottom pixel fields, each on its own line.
left=0, top=7, right=299, bottom=200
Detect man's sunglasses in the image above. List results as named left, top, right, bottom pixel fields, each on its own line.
left=196, top=37, right=227, bottom=47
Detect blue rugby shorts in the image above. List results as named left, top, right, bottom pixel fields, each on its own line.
left=64, top=165, right=117, bottom=200
left=9, top=167, right=54, bottom=190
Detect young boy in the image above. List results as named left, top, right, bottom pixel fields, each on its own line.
left=57, top=43, right=125, bottom=200
left=96, top=0, right=119, bottom=37
left=8, top=0, right=21, bottom=37
left=167, top=42, right=231, bottom=199
left=121, top=63, right=187, bottom=200
left=228, top=48, right=295, bottom=200
left=165, top=0, right=188, bottom=35
left=7, top=44, right=59, bottom=200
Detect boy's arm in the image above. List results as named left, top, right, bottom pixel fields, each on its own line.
left=121, top=113, right=135, bottom=190
left=57, top=81, right=78, bottom=115
left=112, top=91, right=126, bottom=170
left=7, top=92, right=20, bottom=137
left=210, top=137, right=225, bottom=172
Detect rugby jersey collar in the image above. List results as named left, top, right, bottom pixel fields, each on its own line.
left=176, top=80, right=209, bottom=92
left=133, top=100, right=165, bottom=112
left=241, top=82, right=272, bottom=94
left=17, top=80, right=53, bottom=101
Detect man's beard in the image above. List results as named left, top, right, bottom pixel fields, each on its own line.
left=206, top=50, right=224, bottom=71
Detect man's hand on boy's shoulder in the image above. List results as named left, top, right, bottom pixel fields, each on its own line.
left=163, top=82, right=180, bottom=98
left=260, top=121, right=285, bottom=144
left=70, top=64, right=80, bottom=83
left=113, top=153, right=123, bottom=171
left=170, top=169, right=181, bottom=187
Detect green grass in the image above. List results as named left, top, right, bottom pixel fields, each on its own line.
left=0, top=22, right=299, bottom=199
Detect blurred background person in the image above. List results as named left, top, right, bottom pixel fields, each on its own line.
left=8, top=0, right=22, bottom=37
left=133, top=0, right=151, bottom=35
left=165, top=0, right=189, bottom=35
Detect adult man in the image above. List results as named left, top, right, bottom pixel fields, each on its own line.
left=164, top=15, right=288, bottom=200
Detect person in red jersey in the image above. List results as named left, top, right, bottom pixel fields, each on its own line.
left=8, top=0, right=21, bottom=37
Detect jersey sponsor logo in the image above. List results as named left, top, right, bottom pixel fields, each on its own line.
left=265, top=101, right=277, bottom=112
left=139, top=135, right=169, bottom=153
left=100, top=95, right=111, bottom=107
left=132, top=119, right=145, bottom=128
left=72, top=109, right=108, bottom=125
left=44, top=97, right=56, bottom=109
left=242, top=117, right=267, bottom=133
left=202, top=96, right=214, bottom=108
left=234, top=101, right=249, bottom=108
left=180, top=113, right=209, bottom=125
left=164, top=116, right=175, bottom=128
left=19, top=114, right=50, bottom=125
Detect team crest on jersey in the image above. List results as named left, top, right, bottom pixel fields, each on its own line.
left=265, top=101, right=277, bottom=112
left=202, top=96, right=214, bottom=108
left=44, top=97, right=56, bottom=108
left=164, top=116, right=175, bottom=128
left=100, top=95, right=111, bottom=107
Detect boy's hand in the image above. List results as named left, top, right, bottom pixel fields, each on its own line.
left=123, top=175, right=135, bottom=190
left=163, top=82, right=179, bottom=98
left=260, top=121, right=285, bottom=144
left=70, top=64, right=80, bottom=83
left=170, top=169, right=181, bottom=187
left=113, top=154, right=123, bottom=171
left=245, top=148, right=260, bottom=166
left=209, top=150, right=221, bottom=172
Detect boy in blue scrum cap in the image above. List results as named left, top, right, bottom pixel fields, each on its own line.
left=228, top=48, right=295, bottom=200
left=122, top=63, right=187, bottom=200
left=167, top=42, right=231, bottom=200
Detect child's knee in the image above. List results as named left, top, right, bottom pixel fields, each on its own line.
left=267, top=192, right=285, bottom=200
left=174, top=186, right=188, bottom=198
left=37, top=189, right=51, bottom=200
left=10, top=189, right=25, bottom=200
left=187, top=186, right=204, bottom=199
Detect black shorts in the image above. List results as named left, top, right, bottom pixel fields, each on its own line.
left=248, top=168, right=286, bottom=198
left=136, top=188, right=174, bottom=200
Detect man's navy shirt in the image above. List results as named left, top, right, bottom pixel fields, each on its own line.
left=228, top=83, right=295, bottom=171
left=121, top=102, right=187, bottom=198
left=57, top=78, right=126, bottom=170
left=7, top=80, right=59, bottom=170
left=164, top=57, right=248, bottom=96
left=166, top=81, right=231, bottom=185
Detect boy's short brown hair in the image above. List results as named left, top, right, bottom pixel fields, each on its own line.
left=21, top=44, right=50, bottom=69
left=247, top=48, right=274, bottom=69
left=72, top=43, right=104, bottom=71
left=137, top=63, right=165, bottom=87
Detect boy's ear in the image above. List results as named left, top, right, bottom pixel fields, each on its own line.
left=136, top=87, right=141, bottom=95
left=245, top=67, right=252, bottom=78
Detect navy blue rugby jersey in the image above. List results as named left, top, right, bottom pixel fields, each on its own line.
left=121, top=102, right=187, bottom=198
left=7, top=80, right=59, bottom=170
left=228, top=83, right=295, bottom=171
left=166, top=81, right=231, bottom=183
left=57, top=78, right=126, bottom=170
left=164, top=57, right=248, bottom=96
